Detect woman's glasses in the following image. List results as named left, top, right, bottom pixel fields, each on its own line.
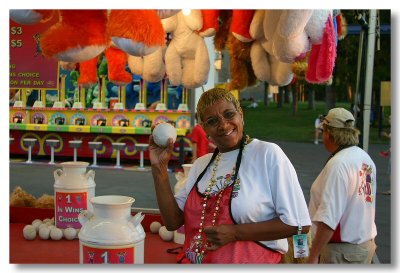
left=203, top=110, right=238, bottom=127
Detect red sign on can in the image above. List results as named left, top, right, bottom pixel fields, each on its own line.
left=55, top=191, right=88, bottom=229
left=82, top=245, right=135, bottom=264
left=10, top=16, right=59, bottom=89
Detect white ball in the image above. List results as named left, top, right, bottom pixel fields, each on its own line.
left=31, top=219, right=43, bottom=231
left=150, top=221, right=162, bottom=234
left=38, top=226, right=50, bottom=240
left=63, top=227, right=77, bottom=240
left=50, top=227, right=63, bottom=240
left=75, top=229, right=80, bottom=238
left=42, top=218, right=52, bottom=224
left=23, top=225, right=37, bottom=240
left=47, top=224, right=56, bottom=230
left=152, top=123, right=177, bottom=147
left=38, top=223, right=48, bottom=230
left=159, top=226, right=174, bottom=241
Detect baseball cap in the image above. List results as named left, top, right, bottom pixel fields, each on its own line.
left=323, top=108, right=355, bottom=128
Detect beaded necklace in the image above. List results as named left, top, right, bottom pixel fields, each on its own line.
left=186, top=134, right=250, bottom=264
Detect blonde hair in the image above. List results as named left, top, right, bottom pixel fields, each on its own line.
left=323, top=123, right=360, bottom=146
left=196, top=88, right=242, bottom=122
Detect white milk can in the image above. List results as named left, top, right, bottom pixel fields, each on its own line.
left=53, top=161, right=95, bottom=229
left=78, top=195, right=145, bottom=264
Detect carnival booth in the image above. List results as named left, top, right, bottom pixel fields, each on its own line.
left=9, top=9, right=341, bottom=264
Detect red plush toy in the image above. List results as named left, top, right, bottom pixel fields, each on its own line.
left=199, top=9, right=254, bottom=42
left=200, top=10, right=256, bottom=91
left=10, top=9, right=177, bottom=86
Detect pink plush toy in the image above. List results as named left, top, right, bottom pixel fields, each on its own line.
left=305, top=12, right=337, bottom=83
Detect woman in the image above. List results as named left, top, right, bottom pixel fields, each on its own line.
left=150, top=88, right=311, bottom=264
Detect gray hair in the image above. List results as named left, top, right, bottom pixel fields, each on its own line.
left=196, top=88, right=242, bottom=122
left=323, top=123, right=360, bottom=146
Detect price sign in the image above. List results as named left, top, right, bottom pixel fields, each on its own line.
left=10, top=16, right=59, bottom=89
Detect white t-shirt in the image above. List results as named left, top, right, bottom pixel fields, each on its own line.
left=175, top=139, right=311, bottom=253
left=315, top=118, right=322, bottom=129
left=308, top=146, right=377, bottom=244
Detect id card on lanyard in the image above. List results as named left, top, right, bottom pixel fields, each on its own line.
left=293, top=226, right=309, bottom=258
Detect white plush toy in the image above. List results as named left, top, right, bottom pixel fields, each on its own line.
left=250, top=9, right=335, bottom=85
left=249, top=10, right=293, bottom=86
left=162, top=10, right=210, bottom=88
left=127, top=46, right=166, bottom=83
left=269, top=10, right=314, bottom=63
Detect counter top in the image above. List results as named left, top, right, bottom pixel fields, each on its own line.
left=10, top=207, right=182, bottom=264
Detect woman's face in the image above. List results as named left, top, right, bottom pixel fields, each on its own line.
left=201, top=99, right=243, bottom=153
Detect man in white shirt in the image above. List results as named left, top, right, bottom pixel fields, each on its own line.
left=308, top=108, right=377, bottom=264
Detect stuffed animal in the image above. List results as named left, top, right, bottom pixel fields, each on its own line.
left=199, top=10, right=255, bottom=42
left=248, top=9, right=336, bottom=86
left=249, top=10, right=294, bottom=86
left=106, top=10, right=168, bottom=57
left=305, top=11, right=337, bottom=83
left=205, top=10, right=257, bottom=91
left=269, top=10, right=314, bottom=64
left=162, top=10, right=210, bottom=89
left=128, top=46, right=166, bottom=83
left=9, top=10, right=54, bottom=25
left=10, top=9, right=178, bottom=85
left=42, top=10, right=108, bottom=62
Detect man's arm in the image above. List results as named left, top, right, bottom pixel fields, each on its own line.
left=307, top=221, right=334, bottom=263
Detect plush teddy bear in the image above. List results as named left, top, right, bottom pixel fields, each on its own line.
left=249, top=10, right=294, bottom=86
left=162, top=10, right=210, bottom=89
left=127, top=46, right=166, bottom=83
left=248, top=9, right=336, bottom=86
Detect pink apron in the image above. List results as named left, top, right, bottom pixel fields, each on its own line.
left=179, top=183, right=282, bottom=264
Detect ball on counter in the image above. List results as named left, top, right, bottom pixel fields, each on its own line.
left=150, top=221, right=162, bottom=234
left=63, top=227, right=77, bottom=240
left=31, top=219, right=43, bottom=231
left=50, top=227, right=63, bottom=240
left=23, top=225, right=37, bottom=240
left=42, top=218, right=52, bottom=224
left=75, top=229, right=80, bottom=238
left=152, top=123, right=177, bottom=147
left=159, top=226, right=174, bottom=241
left=38, top=226, right=50, bottom=240
left=38, top=223, right=49, bottom=231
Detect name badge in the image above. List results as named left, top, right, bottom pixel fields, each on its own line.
left=293, top=234, right=309, bottom=258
